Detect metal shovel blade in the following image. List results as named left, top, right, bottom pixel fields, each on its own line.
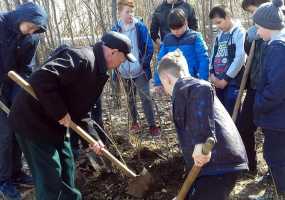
left=126, top=168, right=153, bottom=198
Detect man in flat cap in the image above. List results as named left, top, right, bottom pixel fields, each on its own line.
left=8, top=31, right=135, bottom=200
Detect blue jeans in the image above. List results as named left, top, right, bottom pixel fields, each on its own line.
left=263, top=129, right=285, bottom=194
left=216, top=84, right=239, bottom=115
left=123, top=74, right=155, bottom=127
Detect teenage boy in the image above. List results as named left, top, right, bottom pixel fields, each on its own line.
left=8, top=31, right=135, bottom=200
left=153, top=8, right=209, bottom=89
left=157, top=50, right=248, bottom=200
left=252, top=0, right=285, bottom=198
left=209, top=6, right=246, bottom=115
left=0, top=2, right=48, bottom=199
left=112, top=0, right=160, bottom=136
left=237, top=0, right=269, bottom=177
left=150, top=0, right=198, bottom=51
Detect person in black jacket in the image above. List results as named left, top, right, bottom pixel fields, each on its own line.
left=8, top=31, right=136, bottom=200
left=150, top=0, right=198, bottom=51
left=157, top=50, right=248, bottom=200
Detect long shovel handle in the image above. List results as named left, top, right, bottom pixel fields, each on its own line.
left=176, top=137, right=215, bottom=200
left=8, top=70, right=137, bottom=178
left=0, top=100, right=10, bottom=115
left=232, top=40, right=256, bottom=123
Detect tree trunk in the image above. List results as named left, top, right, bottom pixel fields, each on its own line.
left=112, top=0, right=117, bottom=25
left=87, top=0, right=96, bottom=44
left=4, top=0, right=12, bottom=11
left=13, top=0, right=21, bottom=6
left=43, top=0, right=55, bottom=48
left=51, top=0, right=61, bottom=45
left=64, top=0, right=75, bottom=46
left=94, top=0, right=107, bottom=33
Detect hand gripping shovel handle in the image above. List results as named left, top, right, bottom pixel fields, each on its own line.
left=176, top=137, right=215, bottom=200
left=8, top=71, right=137, bottom=178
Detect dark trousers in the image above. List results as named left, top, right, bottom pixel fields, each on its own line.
left=263, top=129, right=285, bottom=194
left=0, top=102, right=22, bottom=182
left=70, top=97, right=105, bottom=151
left=188, top=172, right=238, bottom=200
left=16, top=133, right=81, bottom=200
left=216, top=84, right=239, bottom=115
left=237, top=89, right=257, bottom=172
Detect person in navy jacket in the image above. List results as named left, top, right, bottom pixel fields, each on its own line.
left=252, top=0, right=285, bottom=198
left=157, top=50, right=248, bottom=200
left=0, top=2, right=47, bottom=199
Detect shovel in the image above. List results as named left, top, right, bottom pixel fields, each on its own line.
left=0, top=99, right=10, bottom=115
left=174, top=137, right=216, bottom=200
left=232, top=40, right=256, bottom=123
left=8, top=70, right=153, bottom=198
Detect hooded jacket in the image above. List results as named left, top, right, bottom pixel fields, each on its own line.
left=112, top=18, right=154, bottom=80
left=150, top=0, right=198, bottom=42
left=254, top=29, right=285, bottom=131
left=173, top=78, right=248, bottom=175
left=0, top=2, right=48, bottom=105
left=153, top=29, right=209, bottom=86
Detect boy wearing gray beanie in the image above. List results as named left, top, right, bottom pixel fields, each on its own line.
left=252, top=0, right=285, bottom=198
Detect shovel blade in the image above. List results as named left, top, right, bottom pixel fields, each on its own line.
left=126, top=168, right=153, bottom=198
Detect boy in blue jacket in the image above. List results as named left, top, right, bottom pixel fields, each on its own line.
left=157, top=50, right=248, bottom=200
left=252, top=0, right=285, bottom=198
left=153, top=8, right=209, bottom=90
left=0, top=2, right=47, bottom=199
left=112, top=0, right=160, bottom=136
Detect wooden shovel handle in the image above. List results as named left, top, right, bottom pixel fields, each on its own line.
left=176, top=137, right=215, bottom=200
left=8, top=71, right=137, bottom=178
left=232, top=40, right=256, bottom=122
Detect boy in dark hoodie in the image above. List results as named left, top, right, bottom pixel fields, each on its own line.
left=157, top=50, right=248, bottom=200
left=251, top=0, right=285, bottom=198
left=0, top=2, right=47, bottom=199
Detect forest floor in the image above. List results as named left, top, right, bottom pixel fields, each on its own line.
left=20, top=82, right=274, bottom=200
left=78, top=83, right=274, bottom=200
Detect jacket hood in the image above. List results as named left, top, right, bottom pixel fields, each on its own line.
left=163, top=0, right=184, bottom=6
left=270, top=28, right=285, bottom=43
left=7, top=2, right=48, bottom=34
left=117, top=17, right=140, bottom=31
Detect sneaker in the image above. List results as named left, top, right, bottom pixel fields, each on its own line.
left=0, top=181, right=21, bottom=200
left=130, top=123, right=140, bottom=133
left=149, top=126, right=161, bottom=137
left=12, top=172, right=34, bottom=188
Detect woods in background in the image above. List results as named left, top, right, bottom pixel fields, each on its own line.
left=0, top=0, right=251, bottom=65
